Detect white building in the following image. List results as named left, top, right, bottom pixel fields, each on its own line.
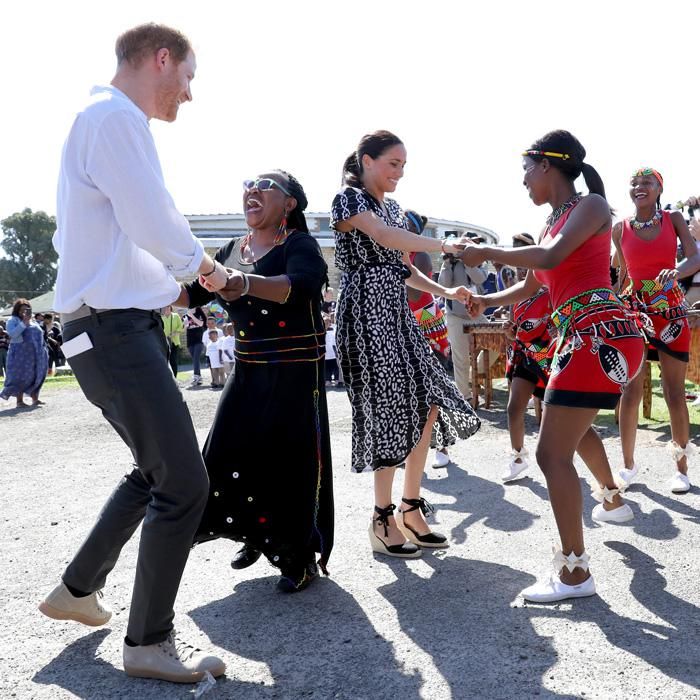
left=186, top=212, right=498, bottom=250
left=186, top=212, right=499, bottom=288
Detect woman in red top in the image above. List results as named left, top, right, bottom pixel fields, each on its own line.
left=405, top=209, right=453, bottom=469
left=466, top=130, right=645, bottom=603
left=501, top=234, right=554, bottom=483
left=613, top=168, right=700, bottom=494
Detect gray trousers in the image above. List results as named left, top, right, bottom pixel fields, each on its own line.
left=61, top=309, right=208, bottom=645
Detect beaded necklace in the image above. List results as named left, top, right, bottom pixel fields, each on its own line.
left=630, top=209, right=662, bottom=231
left=240, top=225, right=291, bottom=263
left=546, top=193, right=582, bottom=227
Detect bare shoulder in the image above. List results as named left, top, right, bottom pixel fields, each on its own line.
left=579, top=193, right=610, bottom=216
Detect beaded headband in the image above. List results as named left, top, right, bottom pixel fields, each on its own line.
left=405, top=211, right=425, bottom=234
left=522, top=149, right=571, bottom=161
left=631, top=167, right=663, bottom=188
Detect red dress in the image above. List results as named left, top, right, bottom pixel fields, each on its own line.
left=620, top=211, right=689, bottom=362
left=534, top=203, right=645, bottom=409
left=506, top=287, right=554, bottom=399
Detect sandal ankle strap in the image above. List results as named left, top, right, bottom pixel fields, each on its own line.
left=552, top=547, right=590, bottom=573
left=373, top=504, right=396, bottom=537
left=591, top=484, right=621, bottom=503
left=401, top=497, right=435, bottom=517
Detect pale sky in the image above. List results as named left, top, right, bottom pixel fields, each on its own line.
left=2, top=0, right=699, bottom=242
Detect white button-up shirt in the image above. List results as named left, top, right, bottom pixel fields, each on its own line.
left=53, top=85, right=204, bottom=313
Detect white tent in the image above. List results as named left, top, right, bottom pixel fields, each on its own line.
left=0, top=289, right=55, bottom=317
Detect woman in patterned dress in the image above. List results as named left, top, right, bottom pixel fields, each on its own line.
left=612, top=168, right=700, bottom=494
left=330, top=131, right=480, bottom=559
left=465, top=130, right=645, bottom=603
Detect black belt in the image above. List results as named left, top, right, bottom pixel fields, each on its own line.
left=63, top=305, right=159, bottom=325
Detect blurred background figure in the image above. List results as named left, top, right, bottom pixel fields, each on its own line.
left=0, top=298, right=48, bottom=407
left=161, top=305, right=184, bottom=377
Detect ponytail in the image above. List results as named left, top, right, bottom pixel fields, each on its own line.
left=581, top=163, right=607, bottom=200
left=342, top=152, right=362, bottom=188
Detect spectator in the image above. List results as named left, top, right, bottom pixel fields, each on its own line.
left=322, top=287, right=337, bottom=316
left=202, top=315, right=223, bottom=348
left=184, top=305, right=207, bottom=386
left=42, top=313, right=63, bottom=376
left=205, top=328, right=225, bottom=388
left=0, top=298, right=49, bottom=407
left=324, top=314, right=339, bottom=386
left=0, top=321, right=9, bottom=378
left=438, top=233, right=497, bottom=406
left=221, top=323, right=235, bottom=379
left=161, top=305, right=184, bottom=377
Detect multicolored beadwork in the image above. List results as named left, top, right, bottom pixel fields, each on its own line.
left=630, top=209, right=662, bottom=231
left=546, top=193, right=582, bottom=227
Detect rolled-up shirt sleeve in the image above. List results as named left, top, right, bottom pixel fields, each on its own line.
left=86, top=110, right=204, bottom=277
left=285, top=234, right=328, bottom=303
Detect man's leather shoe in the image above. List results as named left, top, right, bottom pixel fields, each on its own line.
left=230, top=544, right=262, bottom=570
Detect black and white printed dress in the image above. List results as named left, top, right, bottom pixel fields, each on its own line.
left=331, top=186, right=480, bottom=473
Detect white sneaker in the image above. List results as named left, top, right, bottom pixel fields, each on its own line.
left=691, top=396, right=700, bottom=407
left=431, top=450, right=450, bottom=469
left=521, top=573, right=596, bottom=603
left=527, top=397, right=535, bottom=409
left=592, top=503, right=634, bottom=523
left=502, top=448, right=529, bottom=483
left=190, top=375, right=202, bottom=386
left=123, top=631, right=226, bottom=683
left=617, top=463, right=639, bottom=487
left=39, top=582, right=111, bottom=626
left=669, top=472, right=691, bottom=493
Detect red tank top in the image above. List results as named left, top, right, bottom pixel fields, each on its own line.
left=534, top=203, right=613, bottom=309
left=407, top=251, right=433, bottom=311
left=620, top=210, right=677, bottom=280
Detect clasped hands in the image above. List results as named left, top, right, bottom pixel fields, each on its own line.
left=199, top=267, right=247, bottom=301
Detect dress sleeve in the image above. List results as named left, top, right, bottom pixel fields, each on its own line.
left=284, top=234, right=328, bottom=303
left=330, top=187, right=371, bottom=230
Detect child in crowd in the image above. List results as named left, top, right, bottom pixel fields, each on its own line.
left=324, top=314, right=340, bottom=387
left=222, top=323, right=235, bottom=380
left=206, top=329, right=225, bottom=388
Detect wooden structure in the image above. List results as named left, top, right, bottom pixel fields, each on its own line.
left=463, top=321, right=510, bottom=409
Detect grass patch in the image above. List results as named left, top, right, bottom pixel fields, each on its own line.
left=0, top=372, right=79, bottom=393
left=493, top=364, right=700, bottom=435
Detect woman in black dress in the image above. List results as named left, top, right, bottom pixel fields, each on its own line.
left=178, top=171, right=333, bottom=592
left=331, top=131, right=480, bottom=558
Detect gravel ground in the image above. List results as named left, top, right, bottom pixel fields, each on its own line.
left=1, top=379, right=699, bottom=699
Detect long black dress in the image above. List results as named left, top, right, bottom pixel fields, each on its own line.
left=186, top=231, right=334, bottom=578
left=330, top=186, right=480, bottom=473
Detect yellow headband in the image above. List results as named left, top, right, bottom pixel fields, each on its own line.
left=522, top=149, right=571, bottom=161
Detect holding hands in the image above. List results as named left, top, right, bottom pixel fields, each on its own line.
left=467, top=294, right=487, bottom=318
left=217, top=269, right=247, bottom=301
left=460, top=243, right=489, bottom=267
left=441, top=235, right=472, bottom=255
left=199, top=260, right=230, bottom=292
left=443, top=286, right=472, bottom=305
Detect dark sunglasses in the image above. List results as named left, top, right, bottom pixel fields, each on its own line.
left=243, top=178, right=291, bottom=196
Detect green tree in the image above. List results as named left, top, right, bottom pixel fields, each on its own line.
left=0, top=208, right=57, bottom=307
